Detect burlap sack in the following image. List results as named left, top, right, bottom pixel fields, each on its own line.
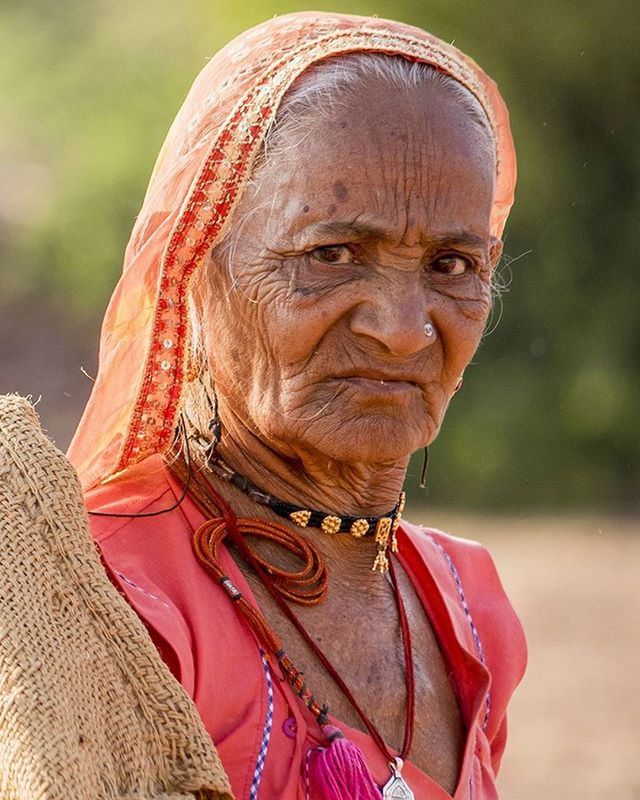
left=0, top=395, right=233, bottom=800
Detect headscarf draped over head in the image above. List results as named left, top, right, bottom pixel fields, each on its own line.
left=68, top=11, right=517, bottom=491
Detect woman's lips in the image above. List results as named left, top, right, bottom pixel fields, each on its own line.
left=333, top=376, right=420, bottom=395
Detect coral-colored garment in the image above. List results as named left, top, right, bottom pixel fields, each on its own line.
left=71, top=13, right=524, bottom=797
left=86, top=457, right=527, bottom=800
left=68, top=11, right=517, bottom=492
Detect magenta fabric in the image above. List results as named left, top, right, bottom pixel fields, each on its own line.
left=86, top=456, right=527, bottom=800
left=306, top=725, right=383, bottom=800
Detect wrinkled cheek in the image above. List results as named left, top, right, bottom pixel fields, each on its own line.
left=451, top=291, right=492, bottom=326
left=457, top=317, right=487, bottom=360
left=443, top=295, right=491, bottom=364
left=270, top=299, right=346, bottom=363
left=439, top=314, right=480, bottom=356
left=245, top=351, right=313, bottom=431
left=250, top=378, right=329, bottom=450
left=206, top=328, right=269, bottom=417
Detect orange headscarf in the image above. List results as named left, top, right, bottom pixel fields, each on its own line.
left=68, top=11, right=517, bottom=491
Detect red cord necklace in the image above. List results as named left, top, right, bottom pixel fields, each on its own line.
left=168, top=454, right=416, bottom=796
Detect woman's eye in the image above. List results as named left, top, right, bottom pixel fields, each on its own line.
left=432, top=255, right=472, bottom=275
left=311, top=245, right=355, bottom=265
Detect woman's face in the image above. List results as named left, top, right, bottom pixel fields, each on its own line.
left=201, top=77, right=500, bottom=466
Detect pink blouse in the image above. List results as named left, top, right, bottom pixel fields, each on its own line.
left=86, top=455, right=527, bottom=800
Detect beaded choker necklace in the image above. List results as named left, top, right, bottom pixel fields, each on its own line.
left=205, top=454, right=406, bottom=574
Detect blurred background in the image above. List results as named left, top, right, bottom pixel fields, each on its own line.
left=1, top=0, right=638, bottom=797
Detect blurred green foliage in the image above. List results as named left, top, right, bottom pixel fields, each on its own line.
left=1, top=0, right=638, bottom=512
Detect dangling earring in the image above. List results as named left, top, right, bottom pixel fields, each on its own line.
left=182, top=358, right=222, bottom=464
left=419, top=446, right=429, bottom=490
left=205, top=384, right=221, bottom=465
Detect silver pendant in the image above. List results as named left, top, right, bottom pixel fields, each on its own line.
left=382, top=758, right=414, bottom=800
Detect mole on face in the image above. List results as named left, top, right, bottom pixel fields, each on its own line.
left=333, top=181, right=348, bottom=201
left=303, top=204, right=310, bottom=213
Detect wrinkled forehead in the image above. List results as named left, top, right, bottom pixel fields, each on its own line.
left=258, top=55, right=496, bottom=175
left=270, top=52, right=495, bottom=142
left=224, top=76, right=497, bottom=251
left=210, top=55, right=498, bottom=255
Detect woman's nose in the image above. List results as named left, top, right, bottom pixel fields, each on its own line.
left=349, top=289, right=435, bottom=357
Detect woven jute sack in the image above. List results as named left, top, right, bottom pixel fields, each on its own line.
left=0, top=395, right=233, bottom=800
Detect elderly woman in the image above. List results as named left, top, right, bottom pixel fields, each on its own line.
left=69, top=12, right=526, bottom=800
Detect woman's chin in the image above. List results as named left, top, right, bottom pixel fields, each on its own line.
left=294, top=414, right=435, bottom=466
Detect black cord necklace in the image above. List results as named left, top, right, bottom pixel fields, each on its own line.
left=204, top=453, right=406, bottom=573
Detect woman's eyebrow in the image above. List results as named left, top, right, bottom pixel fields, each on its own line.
left=296, top=221, right=488, bottom=248
left=297, top=220, right=385, bottom=242
left=430, top=231, right=488, bottom=249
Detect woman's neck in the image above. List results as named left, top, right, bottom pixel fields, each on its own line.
left=214, top=408, right=408, bottom=518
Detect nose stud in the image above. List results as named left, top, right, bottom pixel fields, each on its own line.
left=424, top=322, right=436, bottom=339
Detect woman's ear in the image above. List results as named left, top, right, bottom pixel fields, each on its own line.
left=489, top=236, right=503, bottom=271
